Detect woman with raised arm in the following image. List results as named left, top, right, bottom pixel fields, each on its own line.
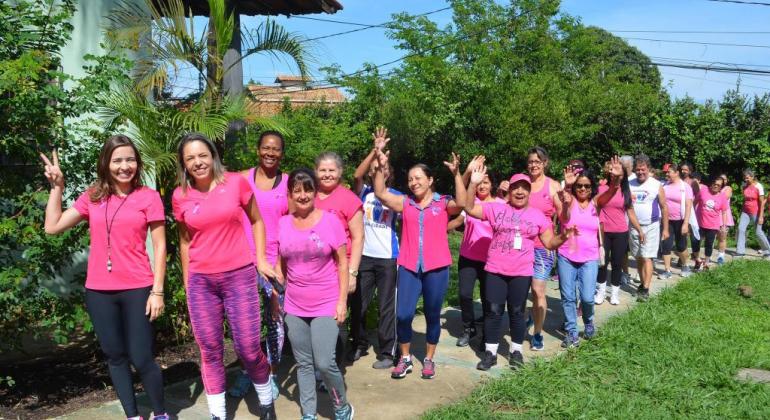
left=736, top=169, right=770, bottom=257
left=524, top=147, right=563, bottom=351
left=275, top=168, right=354, bottom=420
left=692, top=175, right=729, bottom=271
left=557, top=169, right=601, bottom=348
left=465, top=166, right=574, bottom=370
left=41, top=136, right=168, bottom=420
left=373, top=149, right=466, bottom=380
left=228, top=131, right=289, bottom=400
left=594, top=156, right=644, bottom=306
left=172, top=133, right=276, bottom=420
left=349, top=127, right=402, bottom=369
left=716, top=173, right=734, bottom=265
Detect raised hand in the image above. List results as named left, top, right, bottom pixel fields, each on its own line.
left=609, top=155, right=624, bottom=179
left=470, top=164, right=487, bottom=185
left=372, top=126, right=390, bottom=151
left=497, top=180, right=509, bottom=194
left=443, top=152, right=461, bottom=176
left=374, top=147, right=390, bottom=169
left=40, top=149, right=64, bottom=189
left=563, top=165, right=577, bottom=187
left=464, top=155, right=485, bottom=175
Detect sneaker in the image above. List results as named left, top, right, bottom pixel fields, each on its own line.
left=561, top=333, right=580, bottom=348
left=594, top=282, right=606, bottom=305
left=636, top=287, right=649, bottom=302
left=227, top=370, right=252, bottom=398
left=421, top=358, right=436, bottom=379
left=584, top=322, right=596, bottom=339
left=609, top=286, right=620, bottom=305
left=456, top=328, right=474, bottom=347
left=372, top=357, right=393, bottom=369
left=631, top=274, right=641, bottom=285
left=717, top=255, right=725, bottom=265
left=476, top=350, right=497, bottom=371
left=509, top=351, right=524, bottom=369
left=658, top=270, right=673, bottom=280
left=259, top=403, right=276, bottom=420
left=301, top=415, right=318, bottom=420
left=334, top=403, right=355, bottom=420
left=152, top=414, right=170, bottom=420
left=530, top=333, right=544, bottom=351
left=346, top=347, right=368, bottom=362
left=270, top=374, right=279, bottom=401
left=680, top=267, right=692, bottom=278
left=391, top=357, right=413, bottom=379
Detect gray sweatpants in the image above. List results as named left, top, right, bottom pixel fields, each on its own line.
left=285, top=314, right=348, bottom=416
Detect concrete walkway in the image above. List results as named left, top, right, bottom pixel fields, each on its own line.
left=57, top=251, right=760, bottom=420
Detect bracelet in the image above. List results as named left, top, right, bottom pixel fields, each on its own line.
left=150, top=290, right=164, bottom=297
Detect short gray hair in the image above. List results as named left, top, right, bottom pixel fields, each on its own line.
left=620, top=155, right=634, bottom=167
left=743, top=168, right=755, bottom=178
left=634, top=153, right=651, bottom=169
left=315, top=151, right=344, bottom=171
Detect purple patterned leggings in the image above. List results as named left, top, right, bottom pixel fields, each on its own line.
left=188, top=264, right=270, bottom=394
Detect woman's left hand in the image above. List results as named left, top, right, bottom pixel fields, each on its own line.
left=682, top=223, right=689, bottom=235
left=443, top=152, right=461, bottom=176
left=257, top=260, right=278, bottom=281
left=146, top=294, right=164, bottom=321
left=334, top=301, right=347, bottom=325
left=348, top=273, right=357, bottom=294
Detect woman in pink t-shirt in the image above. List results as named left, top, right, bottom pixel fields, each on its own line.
left=692, top=175, right=729, bottom=270
left=464, top=169, right=573, bottom=370
left=41, top=136, right=168, bottom=420
left=172, top=133, right=275, bottom=419
left=716, top=173, right=734, bottom=264
left=448, top=155, right=501, bottom=348
left=372, top=149, right=467, bottom=380
left=274, top=168, right=354, bottom=419
left=661, top=163, right=694, bottom=278
left=556, top=169, right=602, bottom=348
left=736, top=168, right=770, bottom=256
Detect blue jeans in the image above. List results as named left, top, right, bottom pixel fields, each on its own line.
left=396, top=266, right=449, bottom=345
left=736, top=212, right=770, bottom=255
left=557, top=256, right=599, bottom=336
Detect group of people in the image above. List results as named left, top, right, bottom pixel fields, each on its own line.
left=40, top=127, right=765, bottom=420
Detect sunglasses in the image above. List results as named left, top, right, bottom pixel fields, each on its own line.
left=575, top=183, right=592, bottom=190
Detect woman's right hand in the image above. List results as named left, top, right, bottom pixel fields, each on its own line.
left=470, top=164, right=487, bottom=185
left=40, top=150, right=64, bottom=189
left=334, top=300, right=347, bottom=325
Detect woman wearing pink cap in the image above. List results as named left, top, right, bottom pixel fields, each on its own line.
left=465, top=168, right=574, bottom=370
left=41, top=136, right=168, bottom=420
left=372, top=149, right=467, bottom=380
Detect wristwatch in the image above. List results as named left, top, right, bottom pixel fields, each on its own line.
left=349, top=269, right=359, bottom=277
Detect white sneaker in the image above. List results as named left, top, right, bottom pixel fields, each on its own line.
left=594, top=283, right=606, bottom=305
left=610, top=286, right=620, bottom=305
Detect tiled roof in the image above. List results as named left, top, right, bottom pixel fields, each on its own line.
left=245, top=84, right=345, bottom=119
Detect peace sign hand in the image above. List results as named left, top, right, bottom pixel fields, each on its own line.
left=372, top=126, right=390, bottom=151
left=443, top=152, right=461, bottom=176
left=40, top=149, right=64, bottom=189
left=470, top=164, right=487, bottom=185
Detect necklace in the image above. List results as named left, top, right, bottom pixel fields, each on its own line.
left=105, top=192, right=132, bottom=272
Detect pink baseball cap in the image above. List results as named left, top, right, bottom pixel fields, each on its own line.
left=509, top=173, right=531, bottom=187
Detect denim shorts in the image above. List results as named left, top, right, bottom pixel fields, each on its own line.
left=533, top=248, right=556, bottom=281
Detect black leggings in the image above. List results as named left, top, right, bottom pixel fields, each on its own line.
left=597, top=231, right=629, bottom=287
left=483, top=272, right=531, bottom=345
left=85, top=287, right=164, bottom=417
left=692, top=228, right=719, bottom=258
left=458, top=255, right=488, bottom=330
left=661, top=219, right=688, bottom=255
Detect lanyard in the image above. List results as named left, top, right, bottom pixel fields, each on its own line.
left=105, top=192, right=131, bottom=272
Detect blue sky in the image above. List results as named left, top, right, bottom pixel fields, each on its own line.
left=215, top=0, right=770, bottom=101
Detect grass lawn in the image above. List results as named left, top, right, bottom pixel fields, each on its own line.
left=423, top=260, right=770, bottom=419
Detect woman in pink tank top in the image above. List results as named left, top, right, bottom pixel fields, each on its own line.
left=524, top=146, right=564, bottom=351
left=557, top=169, right=601, bottom=348
left=716, top=173, right=734, bottom=264
left=230, top=131, right=289, bottom=400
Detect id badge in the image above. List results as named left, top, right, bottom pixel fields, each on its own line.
left=513, top=230, right=522, bottom=250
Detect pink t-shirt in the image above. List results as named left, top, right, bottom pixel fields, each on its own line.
left=241, top=169, right=289, bottom=265
left=743, top=183, right=764, bottom=215
left=314, top=185, right=363, bottom=258
left=481, top=203, right=551, bottom=277
left=278, top=211, right=346, bottom=317
left=398, top=193, right=453, bottom=273
left=559, top=200, right=600, bottom=263
left=597, top=185, right=629, bottom=233
left=73, top=187, right=164, bottom=291
left=663, top=180, right=693, bottom=221
left=172, top=172, right=254, bottom=274
left=697, top=185, right=728, bottom=230
left=459, top=197, right=505, bottom=262
left=529, top=176, right=556, bottom=249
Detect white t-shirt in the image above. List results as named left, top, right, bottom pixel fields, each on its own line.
left=630, top=177, right=662, bottom=225
left=360, top=185, right=401, bottom=259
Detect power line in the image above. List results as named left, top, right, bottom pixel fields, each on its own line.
left=623, top=37, right=770, bottom=49
left=707, top=0, right=770, bottom=6
left=650, top=56, right=770, bottom=69
left=661, top=71, right=770, bottom=91
left=612, top=29, right=770, bottom=34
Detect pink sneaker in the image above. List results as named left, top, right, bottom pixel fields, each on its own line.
left=421, top=358, right=436, bottom=379
left=391, top=356, right=413, bottom=379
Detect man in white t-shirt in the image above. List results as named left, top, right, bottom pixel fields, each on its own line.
left=628, top=154, right=669, bottom=301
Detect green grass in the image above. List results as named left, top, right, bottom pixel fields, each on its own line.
left=423, top=260, right=770, bottom=419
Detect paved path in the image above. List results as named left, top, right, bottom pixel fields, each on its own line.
left=57, top=251, right=761, bottom=420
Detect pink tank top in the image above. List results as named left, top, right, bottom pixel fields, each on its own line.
left=241, top=169, right=289, bottom=265
left=559, top=199, right=600, bottom=263
left=529, top=176, right=555, bottom=249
